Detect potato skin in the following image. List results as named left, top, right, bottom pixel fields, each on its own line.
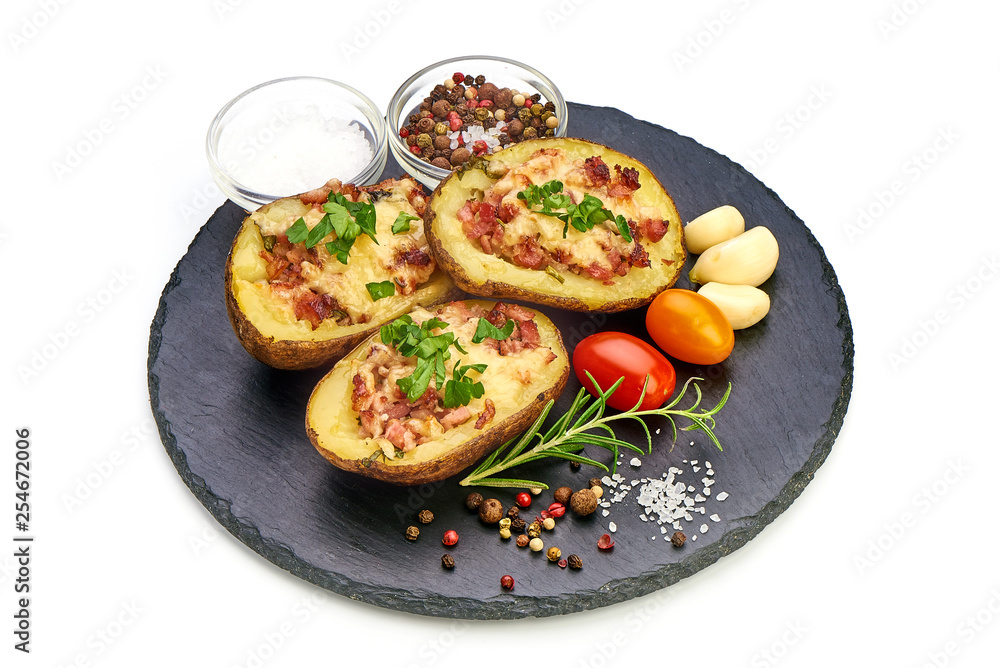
left=305, top=300, right=570, bottom=485
left=425, top=137, right=687, bottom=313
left=224, top=177, right=462, bottom=370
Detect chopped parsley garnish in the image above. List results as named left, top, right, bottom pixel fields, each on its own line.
left=391, top=211, right=420, bottom=234
left=443, top=362, right=487, bottom=409
left=380, top=315, right=516, bottom=407
left=285, top=192, right=378, bottom=264
left=472, top=317, right=515, bottom=344
left=517, top=179, right=632, bottom=242
left=365, top=280, right=395, bottom=301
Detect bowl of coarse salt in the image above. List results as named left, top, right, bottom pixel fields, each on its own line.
left=206, top=76, right=388, bottom=212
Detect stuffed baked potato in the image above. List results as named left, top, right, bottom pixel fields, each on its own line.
left=306, top=299, right=569, bottom=485
left=225, top=177, right=460, bottom=370
left=425, top=137, right=686, bottom=313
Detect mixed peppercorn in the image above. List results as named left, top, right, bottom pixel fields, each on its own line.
left=405, top=473, right=690, bottom=591
left=398, top=71, right=560, bottom=170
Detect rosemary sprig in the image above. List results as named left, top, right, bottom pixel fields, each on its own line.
left=458, top=374, right=731, bottom=490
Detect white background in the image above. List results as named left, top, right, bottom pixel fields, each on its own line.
left=4, top=0, right=999, bottom=666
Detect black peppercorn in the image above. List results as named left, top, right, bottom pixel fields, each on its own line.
left=441, top=554, right=455, bottom=569
left=478, top=498, right=504, bottom=524
left=671, top=531, right=687, bottom=547
left=405, top=526, right=420, bottom=541
left=507, top=505, right=520, bottom=519
left=554, top=486, right=573, bottom=505
left=417, top=509, right=434, bottom=524
left=465, top=492, right=484, bottom=511
left=511, top=517, right=526, bottom=533
left=567, top=554, right=583, bottom=569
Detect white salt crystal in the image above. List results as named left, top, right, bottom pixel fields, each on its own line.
left=710, top=514, right=721, bottom=522
left=700, top=524, right=709, bottom=534
left=716, top=492, right=729, bottom=501
left=602, top=509, right=610, bottom=517
left=609, top=522, right=617, bottom=533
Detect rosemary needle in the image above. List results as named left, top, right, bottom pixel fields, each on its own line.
left=458, top=374, right=732, bottom=489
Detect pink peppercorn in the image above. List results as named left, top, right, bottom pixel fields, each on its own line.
left=442, top=530, right=459, bottom=546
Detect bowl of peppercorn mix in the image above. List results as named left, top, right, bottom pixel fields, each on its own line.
left=386, top=55, right=568, bottom=188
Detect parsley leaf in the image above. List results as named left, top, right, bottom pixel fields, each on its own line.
left=443, top=362, right=487, bottom=409
left=280, top=194, right=379, bottom=265
left=365, top=281, right=395, bottom=301
left=392, top=211, right=420, bottom=234
left=517, top=179, right=632, bottom=241
left=472, top=317, right=516, bottom=344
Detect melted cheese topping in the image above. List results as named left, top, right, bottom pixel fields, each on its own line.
left=348, top=303, right=556, bottom=451
left=486, top=149, right=656, bottom=270
left=249, top=184, right=432, bottom=324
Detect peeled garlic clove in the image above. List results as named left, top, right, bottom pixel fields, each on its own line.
left=688, top=226, right=779, bottom=287
left=684, top=205, right=745, bottom=255
left=697, top=282, right=771, bottom=329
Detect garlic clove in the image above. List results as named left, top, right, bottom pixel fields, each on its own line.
left=688, top=226, right=779, bottom=287
left=697, top=282, right=771, bottom=329
left=684, top=205, right=745, bottom=255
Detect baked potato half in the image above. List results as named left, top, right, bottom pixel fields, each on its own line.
left=425, top=137, right=686, bottom=313
left=306, top=299, right=569, bottom=485
left=225, top=177, right=461, bottom=370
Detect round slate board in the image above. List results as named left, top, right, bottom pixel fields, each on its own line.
left=148, top=102, right=853, bottom=619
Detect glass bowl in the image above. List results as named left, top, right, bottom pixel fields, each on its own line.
left=386, top=55, right=568, bottom=189
left=207, top=76, right=388, bottom=211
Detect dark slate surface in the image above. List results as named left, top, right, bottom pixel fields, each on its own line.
left=147, top=102, right=853, bottom=619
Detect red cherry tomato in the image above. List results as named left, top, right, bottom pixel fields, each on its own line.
left=572, top=332, right=677, bottom=411
left=645, top=289, right=735, bottom=365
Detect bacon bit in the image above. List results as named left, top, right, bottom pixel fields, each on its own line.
left=293, top=291, right=339, bottom=330
left=630, top=241, right=651, bottom=268
left=438, top=406, right=471, bottom=430
left=475, top=398, right=496, bottom=429
left=513, top=236, right=546, bottom=269
left=351, top=374, right=370, bottom=408
left=498, top=201, right=518, bottom=223
left=517, top=320, right=541, bottom=348
left=479, top=234, right=493, bottom=254
left=584, top=262, right=615, bottom=282
left=639, top=218, right=668, bottom=243
left=400, top=248, right=432, bottom=266
left=404, top=185, right=427, bottom=215
left=298, top=178, right=342, bottom=205
left=614, top=165, right=641, bottom=192
left=358, top=410, right=383, bottom=439
left=583, top=156, right=610, bottom=187
left=384, top=419, right=418, bottom=452
left=505, top=304, right=535, bottom=323
left=478, top=202, right=496, bottom=224
left=261, top=252, right=290, bottom=280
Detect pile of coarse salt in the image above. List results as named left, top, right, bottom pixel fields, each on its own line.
left=225, top=109, right=374, bottom=196
left=449, top=122, right=506, bottom=152
left=599, top=456, right=729, bottom=544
